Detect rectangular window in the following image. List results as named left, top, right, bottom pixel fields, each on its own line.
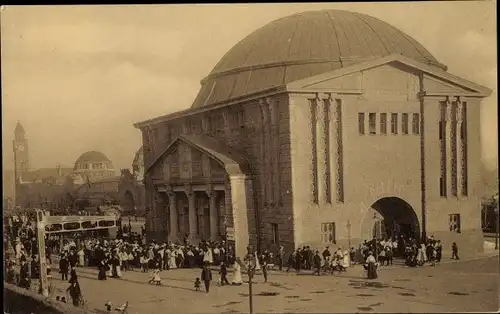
left=380, top=113, right=387, bottom=135
left=412, top=113, right=420, bottom=135
left=358, top=113, right=365, bottom=135
left=271, top=223, right=279, bottom=244
left=237, top=109, right=245, bottom=128
left=320, top=222, right=336, bottom=244
left=402, top=113, right=409, bottom=135
left=449, top=214, right=461, bottom=233
left=439, top=177, right=446, bottom=197
left=368, top=113, right=376, bottom=135
left=391, top=113, right=398, bottom=134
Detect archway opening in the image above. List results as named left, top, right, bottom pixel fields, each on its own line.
left=121, top=190, right=135, bottom=215
left=370, top=197, right=420, bottom=242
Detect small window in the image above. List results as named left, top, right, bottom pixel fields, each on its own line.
left=368, top=113, right=376, bottom=135
left=449, top=214, right=461, bottom=233
left=320, top=222, right=336, bottom=244
left=380, top=113, right=387, bottom=135
left=460, top=122, right=465, bottom=140
left=358, top=113, right=365, bottom=135
left=412, top=113, right=420, bottom=135
left=402, top=113, right=409, bottom=135
left=439, top=177, right=446, bottom=197
left=391, top=113, right=398, bottom=135
left=271, top=223, right=279, bottom=244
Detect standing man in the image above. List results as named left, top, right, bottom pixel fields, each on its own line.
left=277, top=246, right=284, bottom=271
left=219, top=261, right=230, bottom=286
left=201, top=262, right=212, bottom=293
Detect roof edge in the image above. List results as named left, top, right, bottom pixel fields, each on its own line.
left=134, top=85, right=287, bottom=129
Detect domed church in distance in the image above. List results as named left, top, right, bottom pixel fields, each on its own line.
left=134, top=10, right=491, bottom=259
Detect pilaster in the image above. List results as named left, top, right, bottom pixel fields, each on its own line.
left=445, top=99, right=453, bottom=198
left=259, top=99, right=273, bottom=205
left=267, top=97, right=281, bottom=206
left=456, top=99, right=463, bottom=199
left=315, top=95, right=326, bottom=204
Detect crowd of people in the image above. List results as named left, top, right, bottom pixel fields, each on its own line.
left=5, top=208, right=463, bottom=309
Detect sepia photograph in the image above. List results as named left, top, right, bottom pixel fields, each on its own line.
left=1, top=2, right=498, bottom=313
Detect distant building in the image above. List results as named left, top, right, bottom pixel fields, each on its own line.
left=12, top=122, right=120, bottom=209
left=135, top=10, right=491, bottom=259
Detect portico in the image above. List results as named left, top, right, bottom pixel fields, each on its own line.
left=145, top=134, right=255, bottom=259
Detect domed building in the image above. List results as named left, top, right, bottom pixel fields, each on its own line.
left=134, top=10, right=491, bottom=259
left=73, top=151, right=115, bottom=182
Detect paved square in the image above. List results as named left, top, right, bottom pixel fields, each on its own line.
left=39, top=256, right=499, bottom=313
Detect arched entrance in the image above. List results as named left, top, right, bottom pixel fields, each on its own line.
left=369, top=197, right=420, bottom=241
left=121, top=190, right=135, bottom=215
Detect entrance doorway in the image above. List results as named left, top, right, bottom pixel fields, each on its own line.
left=370, top=197, right=420, bottom=241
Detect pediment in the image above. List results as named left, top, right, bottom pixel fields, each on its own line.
left=422, top=74, right=476, bottom=95
left=286, top=54, right=492, bottom=98
left=146, top=134, right=250, bottom=180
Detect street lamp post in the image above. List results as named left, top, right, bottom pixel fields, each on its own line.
left=495, top=207, right=499, bottom=250
left=36, top=209, right=49, bottom=297
left=244, top=246, right=255, bottom=314
left=347, top=220, right=352, bottom=249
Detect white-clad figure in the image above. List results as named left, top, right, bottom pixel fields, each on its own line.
left=342, top=250, right=350, bottom=269
left=254, top=251, right=261, bottom=271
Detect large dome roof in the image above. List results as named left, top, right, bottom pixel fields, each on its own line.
left=75, top=151, right=111, bottom=164
left=191, top=10, right=445, bottom=108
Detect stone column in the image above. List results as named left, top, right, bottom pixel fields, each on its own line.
left=185, top=186, right=197, bottom=242
left=229, top=175, right=253, bottom=260
left=267, top=97, right=281, bottom=206
left=445, top=99, right=453, bottom=198
left=167, top=191, right=178, bottom=242
left=207, top=191, right=219, bottom=241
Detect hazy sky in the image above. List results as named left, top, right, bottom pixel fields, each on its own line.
left=1, top=2, right=497, bottom=172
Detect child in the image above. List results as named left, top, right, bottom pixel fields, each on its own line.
left=149, top=265, right=162, bottom=285
left=105, top=301, right=112, bottom=312
left=194, top=277, right=201, bottom=291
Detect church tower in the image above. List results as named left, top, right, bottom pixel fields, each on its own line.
left=13, top=121, right=29, bottom=188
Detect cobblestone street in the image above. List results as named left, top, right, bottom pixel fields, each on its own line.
left=41, top=255, right=499, bottom=313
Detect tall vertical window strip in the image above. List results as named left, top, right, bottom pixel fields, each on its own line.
left=450, top=102, right=458, bottom=196
left=439, top=101, right=447, bottom=197
left=311, top=100, right=318, bottom=204
left=402, top=113, right=409, bottom=134
left=380, top=113, right=387, bottom=135
left=391, top=113, right=398, bottom=134
left=324, top=100, right=331, bottom=203
left=358, top=113, right=365, bottom=135
left=461, top=103, right=468, bottom=196
left=335, top=99, right=344, bottom=203
left=368, top=113, right=376, bottom=134
left=412, top=113, right=420, bottom=135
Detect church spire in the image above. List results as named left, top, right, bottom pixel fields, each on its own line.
left=14, top=121, right=26, bottom=140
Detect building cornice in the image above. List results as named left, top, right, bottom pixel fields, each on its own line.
left=134, top=86, right=287, bottom=129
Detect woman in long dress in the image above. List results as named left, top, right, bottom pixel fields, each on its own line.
left=169, top=247, right=177, bottom=269
left=78, top=248, right=85, bottom=267
left=365, top=251, right=378, bottom=279
left=253, top=251, right=261, bottom=271
left=231, top=258, right=243, bottom=285
left=98, top=259, right=107, bottom=280
left=342, top=250, right=350, bottom=270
